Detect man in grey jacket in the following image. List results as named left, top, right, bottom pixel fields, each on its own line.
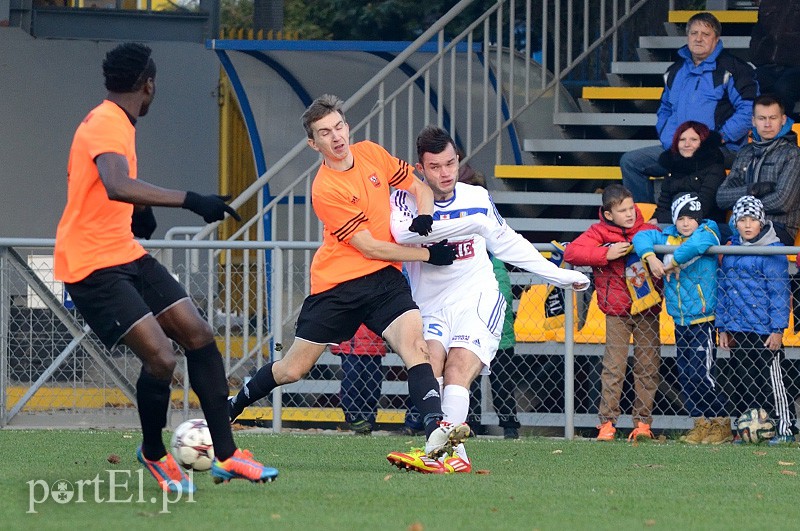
left=717, top=94, right=800, bottom=245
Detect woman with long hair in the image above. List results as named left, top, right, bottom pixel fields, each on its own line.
left=649, top=121, right=728, bottom=238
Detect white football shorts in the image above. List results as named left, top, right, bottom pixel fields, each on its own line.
left=421, top=289, right=506, bottom=375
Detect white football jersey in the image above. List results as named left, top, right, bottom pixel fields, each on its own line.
left=390, top=182, right=589, bottom=314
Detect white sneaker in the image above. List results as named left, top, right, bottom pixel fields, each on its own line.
left=424, top=421, right=470, bottom=459
left=452, top=442, right=469, bottom=462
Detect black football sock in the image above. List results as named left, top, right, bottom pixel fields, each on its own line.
left=136, top=368, right=171, bottom=461
left=230, top=361, right=277, bottom=419
left=406, top=363, right=444, bottom=439
left=185, top=343, right=236, bottom=461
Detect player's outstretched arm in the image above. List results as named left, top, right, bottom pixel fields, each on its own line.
left=96, top=152, right=241, bottom=223
left=485, top=222, right=590, bottom=290
left=349, top=230, right=456, bottom=265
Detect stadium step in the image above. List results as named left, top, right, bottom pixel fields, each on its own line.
left=495, top=165, right=621, bottom=180
left=667, top=9, right=757, bottom=24
left=610, top=61, right=672, bottom=75
left=506, top=217, right=595, bottom=233
left=514, top=8, right=755, bottom=196
left=491, top=190, right=602, bottom=206
left=553, top=112, right=655, bottom=127
left=522, top=139, right=659, bottom=153
left=638, top=35, right=750, bottom=49
left=581, top=86, right=663, bottom=101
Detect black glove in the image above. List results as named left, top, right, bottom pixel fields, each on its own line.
left=748, top=181, right=776, bottom=198
left=409, top=214, right=434, bottom=236
left=182, top=191, right=242, bottom=223
left=425, top=239, right=457, bottom=266
left=131, top=205, right=157, bottom=239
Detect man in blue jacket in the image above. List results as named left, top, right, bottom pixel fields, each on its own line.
left=621, top=12, right=758, bottom=203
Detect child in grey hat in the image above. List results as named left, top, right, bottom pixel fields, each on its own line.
left=717, top=195, right=796, bottom=444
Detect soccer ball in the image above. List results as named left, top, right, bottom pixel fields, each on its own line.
left=736, top=408, right=777, bottom=444
left=170, top=418, right=215, bottom=471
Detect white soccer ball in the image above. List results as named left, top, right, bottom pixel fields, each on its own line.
left=736, top=408, right=776, bottom=444
left=171, top=418, right=215, bottom=471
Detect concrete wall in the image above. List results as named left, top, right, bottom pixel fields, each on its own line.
left=0, top=28, right=220, bottom=238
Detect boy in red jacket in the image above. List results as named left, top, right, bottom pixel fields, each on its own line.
left=564, top=184, right=662, bottom=441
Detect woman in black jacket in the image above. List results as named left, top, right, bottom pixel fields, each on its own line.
left=649, top=120, right=728, bottom=237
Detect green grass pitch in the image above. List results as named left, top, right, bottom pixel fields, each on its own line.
left=1, top=429, right=799, bottom=530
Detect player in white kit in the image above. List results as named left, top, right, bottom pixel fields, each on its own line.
left=386, top=126, right=590, bottom=474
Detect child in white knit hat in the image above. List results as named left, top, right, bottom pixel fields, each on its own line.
left=717, top=195, right=796, bottom=444
left=633, top=193, right=729, bottom=444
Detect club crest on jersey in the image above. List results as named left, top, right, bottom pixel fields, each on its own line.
left=368, top=174, right=381, bottom=188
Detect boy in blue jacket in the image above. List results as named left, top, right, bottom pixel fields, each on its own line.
left=717, top=196, right=796, bottom=444
left=634, top=193, right=730, bottom=444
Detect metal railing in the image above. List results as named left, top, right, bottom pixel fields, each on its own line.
left=5, top=238, right=800, bottom=441
left=204, top=0, right=672, bottom=243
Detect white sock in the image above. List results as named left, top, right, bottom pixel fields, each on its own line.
left=436, top=376, right=444, bottom=397
left=441, top=384, right=470, bottom=424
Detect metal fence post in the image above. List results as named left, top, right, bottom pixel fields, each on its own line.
left=564, top=281, right=576, bottom=440
left=271, top=247, right=284, bottom=433
left=0, top=247, right=8, bottom=427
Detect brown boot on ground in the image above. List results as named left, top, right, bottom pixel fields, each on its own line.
left=702, top=417, right=733, bottom=445
left=681, top=417, right=710, bottom=444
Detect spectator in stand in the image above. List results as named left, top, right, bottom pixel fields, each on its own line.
left=330, top=324, right=387, bottom=435
left=633, top=194, right=731, bottom=445
left=716, top=94, right=800, bottom=246
left=648, top=121, right=730, bottom=241
left=749, top=0, right=800, bottom=122
left=564, top=184, right=662, bottom=442
left=620, top=12, right=758, bottom=203
left=717, top=196, right=796, bottom=445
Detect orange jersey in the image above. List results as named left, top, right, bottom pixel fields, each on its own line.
left=310, top=141, right=416, bottom=294
left=54, top=100, right=146, bottom=282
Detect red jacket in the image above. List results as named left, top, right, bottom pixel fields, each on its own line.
left=329, top=324, right=387, bottom=356
left=564, top=206, right=662, bottom=317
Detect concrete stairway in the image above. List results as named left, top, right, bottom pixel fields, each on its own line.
left=499, top=9, right=757, bottom=240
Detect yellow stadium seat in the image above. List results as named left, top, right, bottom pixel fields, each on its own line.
left=659, top=307, right=676, bottom=345
left=783, top=309, right=800, bottom=347
left=515, top=287, right=676, bottom=346
left=637, top=202, right=657, bottom=222
left=572, top=292, right=674, bottom=345
left=574, top=291, right=606, bottom=344
left=790, top=232, right=800, bottom=262
left=514, top=284, right=566, bottom=342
